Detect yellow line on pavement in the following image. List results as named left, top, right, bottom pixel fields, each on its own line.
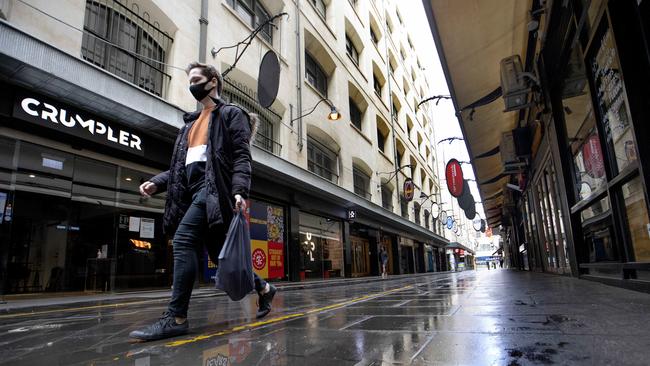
left=164, top=284, right=414, bottom=348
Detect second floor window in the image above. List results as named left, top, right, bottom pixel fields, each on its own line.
left=392, top=104, right=398, bottom=122
left=377, top=128, right=386, bottom=152
left=226, top=0, right=273, bottom=42
left=308, top=137, right=338, bottom=183
left=346, top=36, right=359, bottom=66
left=305, top=52, right=328, bottom=96
left=414, top=203, right=421, bottom=225
left=400, top=198, right=408, bottom=219
left=81, top=0, right=172, bottom=97
left=310, top=0, right=326, bottom=19
left=353, top=167, right=371, bottom=200
left=373, top=75, right=382, bottom=96
left=370, top=27, right=379, bottom=45
left=349, top=99, right=362, bottom=130
left=381, top=185, right=393, bottom=211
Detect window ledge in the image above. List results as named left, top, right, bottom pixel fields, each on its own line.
left=379, top=150, right=393, bottom=165
left=349, top=122, right=372, bottom=145
left=304, top=2, right=337, bottom=41
left=303, top=79, right=330, bottom=106
left=347, top=54, right=368, bottom=84
left=221, top=3, right=289, bottom=67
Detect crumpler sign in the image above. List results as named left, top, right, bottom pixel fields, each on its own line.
left=13, top=92, right=144, bottom=156
left=446, top=159, right=464, bottom=197
left=403, top=178, right=415, bottom=201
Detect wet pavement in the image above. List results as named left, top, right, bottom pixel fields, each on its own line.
left=1, top=269, right=650, bottom=365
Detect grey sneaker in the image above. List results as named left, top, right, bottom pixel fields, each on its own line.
left=129, top=311, right=189, bottom=341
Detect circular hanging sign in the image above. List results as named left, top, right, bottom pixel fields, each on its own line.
left=257, top=50, right=281, bottom=108
left=458, top=181, right=474, bottom=210
left=464, top=204, right=476, bottom=220
left=452, top=221, right=458, bottom=231
left=480, top=219, right=486, bottom=233
left=403, top=178, right=415, bottom=202
left=473, top=218, right=483, bottom=231
left=446, top=216, right=453, bottom=229
left=431, top=202, right=440, bottom=219
left=446, top=159, right=464, bottom=197
left=440, top=210, right=448, bottom=223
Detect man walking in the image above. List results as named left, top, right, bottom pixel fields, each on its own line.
left=129, top=62, right=276, bottom=341
left=380, top=246, right=389, bottom=279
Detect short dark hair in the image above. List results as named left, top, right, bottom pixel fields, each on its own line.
left=185, top=61, right=223, bottom=95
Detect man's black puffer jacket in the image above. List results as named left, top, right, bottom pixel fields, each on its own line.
left=149, top=98, right=252, bottom=235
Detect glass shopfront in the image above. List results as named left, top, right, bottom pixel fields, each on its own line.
left=0, top=135, right=169, bottom=293
left=298, top=212, right=344, bottom=280
left=553, top=1, right=650, bottom=280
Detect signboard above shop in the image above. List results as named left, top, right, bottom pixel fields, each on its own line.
left=446, top=159, right=464, bottom=197
left=12, top=91, right=148, bottom=157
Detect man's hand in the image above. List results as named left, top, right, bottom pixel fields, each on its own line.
left=139, top=181, right=157, bottom=197
left=234, top=194, right=247, bottom=212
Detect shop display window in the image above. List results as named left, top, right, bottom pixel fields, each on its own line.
left=621, top=177, right=650, bottom=261
left=298, top=212, right=343, bottom=280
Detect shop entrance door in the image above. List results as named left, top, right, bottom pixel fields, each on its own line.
left=350, top=236, right=370, bottom=277
left=400, top=246, right=415, bottom=274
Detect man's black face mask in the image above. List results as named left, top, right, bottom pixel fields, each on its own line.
left=189, top=80, right=214, bottom=101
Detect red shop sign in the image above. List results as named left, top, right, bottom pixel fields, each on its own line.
left=446, top=159, right=464, bottom=197
left=583, top=134, right=605, bottom=179
left=403, top=178, right=415, bottom=202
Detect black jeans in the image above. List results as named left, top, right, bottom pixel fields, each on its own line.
left=168, top=188, right=266, bottom=318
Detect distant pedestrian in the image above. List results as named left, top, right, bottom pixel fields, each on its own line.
left=129, top=62, right=276, bottom=341
left=486, top=261, right=490, bottom=270
left=499, top=258, right=503, bottom=268
left=380, top=246, right=389, bottom=279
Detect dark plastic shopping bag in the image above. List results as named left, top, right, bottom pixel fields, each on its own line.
left=215, top=211, right=255, bottom=301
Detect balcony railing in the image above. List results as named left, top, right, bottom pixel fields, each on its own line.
left=81, top=0, right=173, bottom=97
left=223, top=77, right=282, bottom=156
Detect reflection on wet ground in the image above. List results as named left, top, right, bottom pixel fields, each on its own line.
left=1, top=270, right=650, bottom=365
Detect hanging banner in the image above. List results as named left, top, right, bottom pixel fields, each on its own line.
left=403, top=178, right=415, bottom=201
left=446, top=159, right=464, bottom=197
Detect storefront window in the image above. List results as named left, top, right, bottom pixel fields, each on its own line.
left=247, top=199, right=286, bottom=280
left=590, top=22, right=637, bottom=175
left=0, top=137, right=15, bottom=188
left=299, top=212, right=343, bottom=280
left=16, top=142, right=74, bottom=197
left=118, top=167, right=165, bottom=211
left=71, top=157, right=117, bottom=204
left=580, top=197, right=617, bottom=263
left=561, top=47, right=606, bottom=201
left=621, top=177, right=650, bottom=261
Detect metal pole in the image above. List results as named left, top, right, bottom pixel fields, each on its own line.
left=294, top=0, right=304, bottom=151
left=383, top=8, right=400, bottom=216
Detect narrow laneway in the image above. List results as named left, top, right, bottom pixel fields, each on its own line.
left=1, top=270, right=649, bottom=365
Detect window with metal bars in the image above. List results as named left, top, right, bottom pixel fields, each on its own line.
left=305, top=52, right=328, bottom=96
left=353, top=167, right=371, bottom=200
left=81, top=0, right=172, bottom=97
left=307, top=137, right=338, bottom=183
left=349, top=98, right=362, bottom=130
left=222, top=78, right=282, bottom=155
left=226, top=0, right=273, bottom=43
left=414, top=203, right=421, bottom=225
